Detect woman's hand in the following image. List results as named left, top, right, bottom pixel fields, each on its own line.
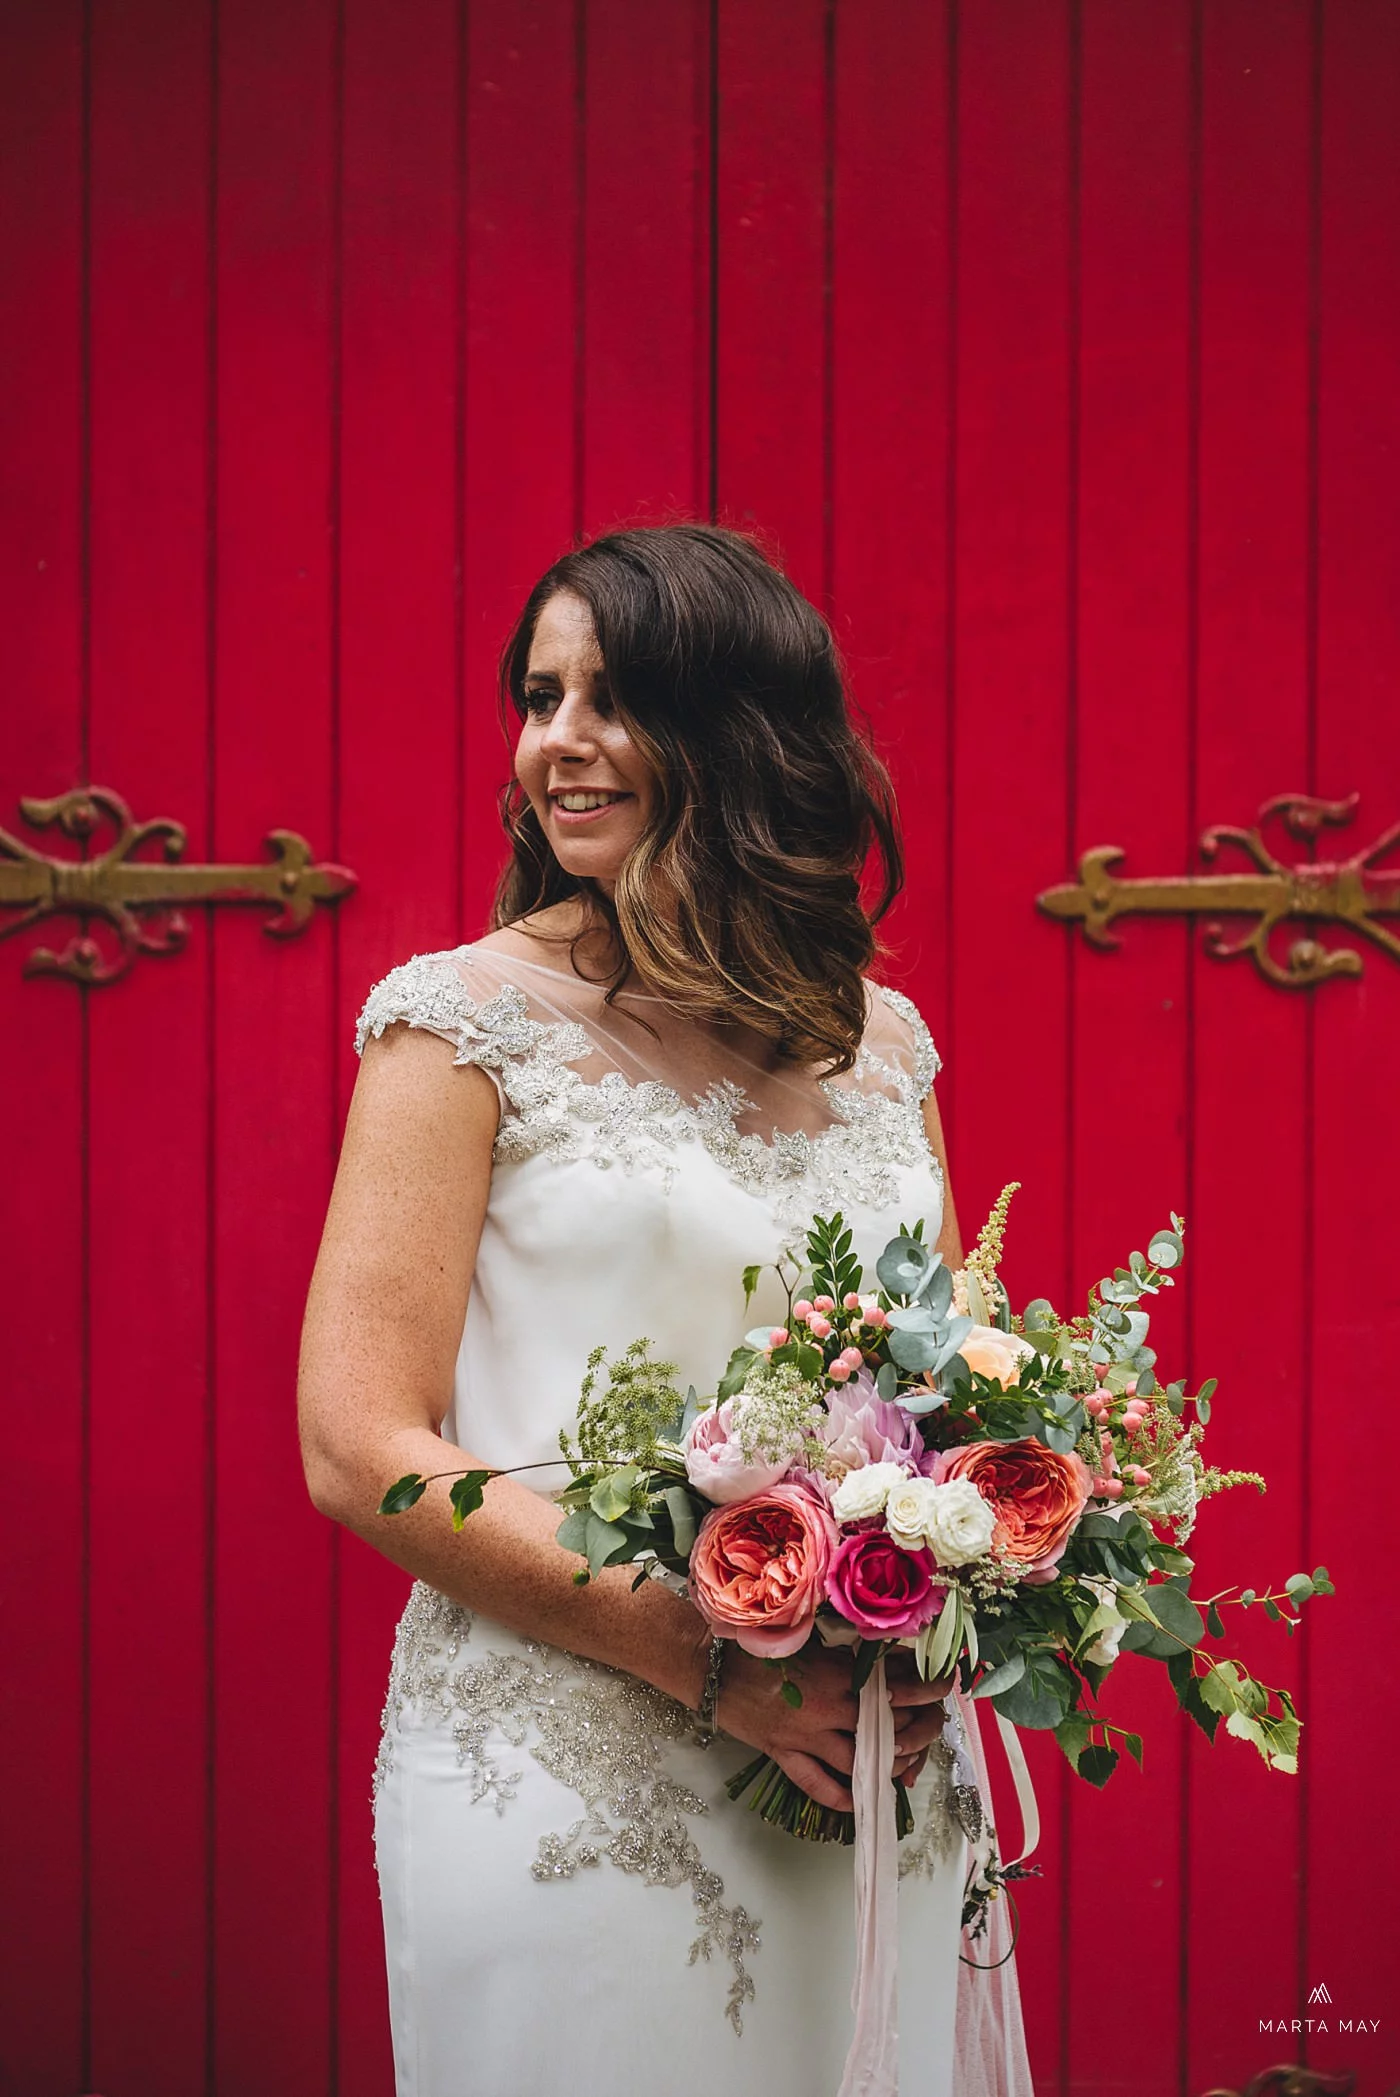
left=715, top=1641, right=863, bottom=1812
left=886, top=1648, right=954, bottom=1787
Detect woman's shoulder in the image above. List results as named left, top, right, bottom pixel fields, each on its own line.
left=352, top=929, right=599, bottom=1064
left=860, top=976, right=943, bottom=1099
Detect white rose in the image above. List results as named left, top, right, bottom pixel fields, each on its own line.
left=831, top=1460, right=908, bottom=1524
left=1079, top=1575, right=1129, bottom=1667
left=921, top=1478, right=998, bottom=1566
left=883, top=1476, right=944, bottom=1549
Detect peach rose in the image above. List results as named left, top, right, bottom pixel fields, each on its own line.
left=933, top=1438, right=1091, bottom=1584
left=689, top=1482, right=837, bottom=1657
left=957, top=1324, right=1038, bottom=1389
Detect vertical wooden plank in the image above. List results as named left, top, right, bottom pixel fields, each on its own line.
left=213, top=0, right=338, bottom=2086
left=83, top=5, right=214, bottom=2092
left=714, top=0, right=828, bottom=603
left=1185, top=4, right=1314, bottom=2086
left=950, top=4, right=1074, bottom=2086
left=336, top=2, right=462, bottom=2088
left=1065, top=9, right=1194, bottom=2095
left=0, top=7, right=87, bottom=2093
left=580, top=0, right=712, bottom=531
left=461, top=0, right=582, bottom=935
left=830, top=0, right=953, bottom=1021
left=1308, top=5, right=1400, bottom=2088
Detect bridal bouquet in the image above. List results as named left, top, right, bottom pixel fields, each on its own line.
left=380, top=1189, right=1331, bottom=1900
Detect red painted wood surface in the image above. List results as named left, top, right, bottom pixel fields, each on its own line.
left=1, top=7, right=1397, bottom=2095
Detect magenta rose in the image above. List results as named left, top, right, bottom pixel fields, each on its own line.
left=826, top=1530, right=945, bottom=1639
left=689, top=1482, right=838, bottom=1657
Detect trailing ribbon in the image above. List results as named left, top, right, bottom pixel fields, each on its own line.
left=837, top=1653, right=900, bottom=2097
left=836, top=1674, right=1042, bottom=2097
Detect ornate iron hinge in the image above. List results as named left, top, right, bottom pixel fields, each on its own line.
left=0, top=786, right=356, bottom=985
left=1037, top=791, right=1400, bottom=987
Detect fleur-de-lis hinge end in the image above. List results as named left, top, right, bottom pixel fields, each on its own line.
left=1037, top=792, right=1400, bottom=988
left=0, top=786, right=357, bottom=986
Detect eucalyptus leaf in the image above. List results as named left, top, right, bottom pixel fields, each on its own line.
left=971, top=1652, right=1026, bottom=1701
left=1022, top=1298, right=1056, bottom=1332
left=1147, top=1230, right=1183, bottom=1268
left=921, top=1263, right=954, bottom=1318
left=589, top=1466, right=640, bottom=1523
left=874, top=1362, right=899, bottom=1401
left=1146, top=1581, right=1205, bottom=1648
left=877, top=1236, right=937, bottom=1300
left=887, top=1326, right=941, bottom=1373
left=662, top=1485, right=699, bottom=1558
left=584, top=1511, right=633, bottom=1577
left=991, top=1659, right=1072, bottom=1731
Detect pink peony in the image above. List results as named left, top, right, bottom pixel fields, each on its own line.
left=683, top=1398, right=794, bottom=1506
left=814, top=1372, right=932, bottom=1481
left=826, top=1530, right=945, bottom=1639
left=689, top=1483, right=837, bottom=1657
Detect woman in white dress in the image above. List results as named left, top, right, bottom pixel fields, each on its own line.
left=298, top=524, right=1033, bottom=2096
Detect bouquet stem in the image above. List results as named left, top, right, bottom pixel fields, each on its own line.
left=725, top=1752, right=915, bottom=1845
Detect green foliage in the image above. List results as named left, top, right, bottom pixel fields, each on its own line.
left=449, top=1470, right=496, bottom=1530
left=378, top=1474, right=427, bottom=1516
left=561, top=1338, right=685, bottom=1476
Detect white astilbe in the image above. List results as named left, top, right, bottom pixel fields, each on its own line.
left=731, top=1360, right=825, bottom=1469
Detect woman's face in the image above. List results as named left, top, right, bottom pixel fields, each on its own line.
left=514, top=591, right=656, bottom=893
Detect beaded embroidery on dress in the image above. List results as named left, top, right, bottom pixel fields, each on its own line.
left=357, top=937, right=1032, bottom=2097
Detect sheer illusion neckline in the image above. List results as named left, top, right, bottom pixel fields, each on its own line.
left=465, top=944, right=684, bottom=1005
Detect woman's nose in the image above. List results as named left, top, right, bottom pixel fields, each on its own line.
left=538, top=693, right=597, bottom=758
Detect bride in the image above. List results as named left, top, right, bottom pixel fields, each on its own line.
left=298, top=522, right=1033, bottom=2096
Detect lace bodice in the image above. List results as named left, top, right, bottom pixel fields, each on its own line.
left=353, top=938, right=946, bottom=1484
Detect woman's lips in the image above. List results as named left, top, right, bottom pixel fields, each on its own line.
left=548, top=793, right=633, bottom=827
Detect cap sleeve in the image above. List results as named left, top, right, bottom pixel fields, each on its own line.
left=353, top=945, right=596, bottom=1123
left=354, top=949, right=483, bottom=1056
left=871, top=983, right=942, bottom=1101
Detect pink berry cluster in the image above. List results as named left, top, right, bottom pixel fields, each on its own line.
left=1083, top=1368, right=1154, bottom=1496
left=770, top=1291, right=893, bottom=1385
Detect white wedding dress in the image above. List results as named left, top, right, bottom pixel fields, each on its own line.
left=355, top=937, right=1033, bottom=2097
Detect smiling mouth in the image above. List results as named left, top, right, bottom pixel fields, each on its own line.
left=549, top=789, right=632, bottom=815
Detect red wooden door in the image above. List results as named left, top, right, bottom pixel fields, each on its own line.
left=3, top=5, right=1396, bottom=2095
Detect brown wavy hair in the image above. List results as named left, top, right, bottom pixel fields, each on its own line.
left=491, top=522, right=904, bottom=1074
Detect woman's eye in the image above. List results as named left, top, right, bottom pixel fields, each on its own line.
left=523, top=689, right=558, bottom=716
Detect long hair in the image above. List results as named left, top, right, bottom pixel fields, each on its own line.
left=491, top=522, right=905, bottom=1074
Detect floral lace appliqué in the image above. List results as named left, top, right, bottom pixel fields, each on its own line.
left=354, top=954, right=943, bottom=1222
left=374, top=1581, right=762, bottom=2033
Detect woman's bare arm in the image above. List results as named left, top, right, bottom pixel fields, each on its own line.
left=922, top=1084, right=966, bottom=1270
left=297, top=1023, right=867, bottom=1808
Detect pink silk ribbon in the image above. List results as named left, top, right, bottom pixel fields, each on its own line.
left=836, top=1653, right=900, bottom=2097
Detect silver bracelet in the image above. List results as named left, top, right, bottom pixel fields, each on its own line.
left=694, top=1636, right=726, bottom=1745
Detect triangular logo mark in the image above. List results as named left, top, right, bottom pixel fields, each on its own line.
left=1307, top=1982, right=1332, bottom=2005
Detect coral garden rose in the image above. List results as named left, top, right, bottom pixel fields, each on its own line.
left=933, top=1438, right=1091, bottom=1584
left=956, top=1324, right=1038, bottom=1390
left=689, top=1482, right=837, bottom=1657
left=826, top=1530, right=945, bottom=1640
left=683, top=1397, right=793, bottom=1505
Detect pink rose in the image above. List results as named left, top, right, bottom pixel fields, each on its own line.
left=826, top=1530, right=944, bottom=1639
left=683, top=1398, right=793, bottom=1505
left=689, top=1483, right=837, bottom=1657
left=934, top=1438, right=1091, bottom=1584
